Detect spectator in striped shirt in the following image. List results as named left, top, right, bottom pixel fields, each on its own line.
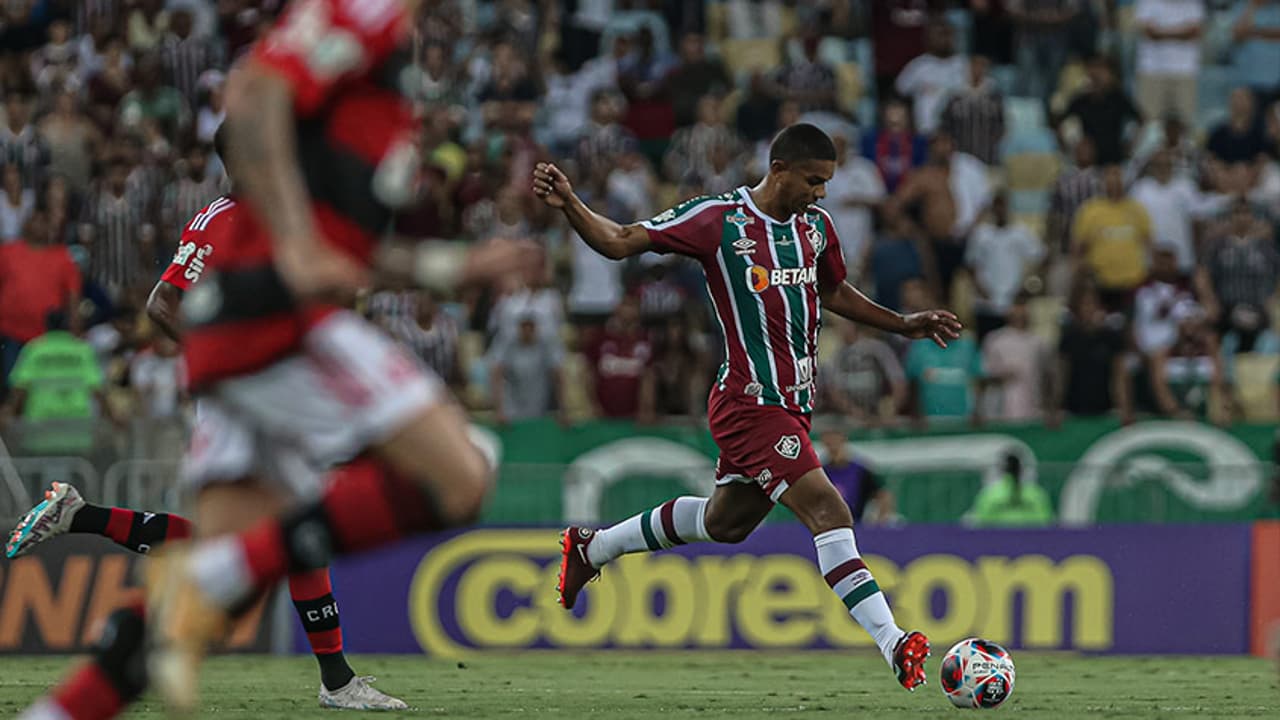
left=159, top=8, right=225, bottom=107
left=1046, top=135, right=1102, bottom=256
left=0, top=93, right=50, bottom=191
left=775, top=28, right=838, bottom=114
left=1196, top=198, right=1280, bottom=354
left=80, top=158, right=153, bottom=302
left=940, top=53, right=1005, bottom=166
left=576, top=89, right=637, bottom=187
left=161, top=143, right=221, bottom=247
left=119, top=54, right=189, bottom=143
left=662, top=94, right=741, bottom=184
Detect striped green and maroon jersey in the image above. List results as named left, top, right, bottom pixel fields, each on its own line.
left=639, top=187, right=848, bottom=414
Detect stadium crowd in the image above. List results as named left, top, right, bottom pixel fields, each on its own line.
left=1, top=0, right=1279, bottom=441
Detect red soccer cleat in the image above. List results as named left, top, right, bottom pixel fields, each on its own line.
left=557, top=527, right=600, bottom=610
left=893, top=630, right=931, bottom=691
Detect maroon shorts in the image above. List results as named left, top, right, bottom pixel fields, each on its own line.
left=707, top=387, right=821, bottom=502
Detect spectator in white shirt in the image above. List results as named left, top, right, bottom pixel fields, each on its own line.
left=1134, top=247, right=1201, bottom=358
left=825, top=127, right=886, bottom=285
left=1133, top=0, right=1205, bottom=124
left=1130, top=149, right=1227, bottom=274
left=965, top=192, right=1045, bottom=340
left=895, top=20, right=969, bottom=136
left=981, top=294, right=1051, bottom=422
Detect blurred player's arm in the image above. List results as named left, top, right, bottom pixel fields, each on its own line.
left=146, top=281, right=184, bottom=342
left=532, top=162, right=652, bottom=260
left=223, top=67, right=360, bottom=298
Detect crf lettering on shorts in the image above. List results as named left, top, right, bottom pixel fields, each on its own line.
left=407, top=530, right=1115, bottom=655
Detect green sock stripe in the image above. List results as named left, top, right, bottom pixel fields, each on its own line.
left=639, top=509, right=662, bottom=551
left=842, top=580, right=881, bottom=610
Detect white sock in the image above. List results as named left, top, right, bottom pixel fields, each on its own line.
left=188, top=536, right=256, bottom=609
left=19, top=699, right=71, bottom=720
left=814, top=527, right=905, bottom=666
left=587, top=496, right=711, bottom=568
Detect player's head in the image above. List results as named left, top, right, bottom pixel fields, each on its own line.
left=213, top=121, right=237, bottom=184
left=767, top=123, right=837, bottom=214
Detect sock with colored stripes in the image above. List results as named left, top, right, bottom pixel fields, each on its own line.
left=69, top=504, right=194, bottom=554
left=587, top=496, right=711, bottom=568
left=289, top=568, right=356, bottom=692
left=190, top=456, right=447, bottom=609
left=814, top=527, right=904, bottom=666
left=20, top=602, right=147, bottom=720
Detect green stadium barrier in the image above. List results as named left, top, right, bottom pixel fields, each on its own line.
left=484, top=418, right=1280, bottom=525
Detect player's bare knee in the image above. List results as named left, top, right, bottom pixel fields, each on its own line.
left=436, top=444, right=492, bottom=526
left=704, top=515, right=752, bottom=544
left=804, top=501, right=853, bottom=535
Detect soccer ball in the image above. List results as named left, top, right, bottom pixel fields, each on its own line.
left=938, top=638, right=1016, bottom=709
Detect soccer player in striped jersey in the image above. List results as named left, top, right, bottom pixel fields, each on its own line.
left=536, top=123, right=963, bottom=691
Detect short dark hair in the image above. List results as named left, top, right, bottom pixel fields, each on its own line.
left=768, top=123, right=836, bottom=165
left=213, top=122, right=229, bottom=165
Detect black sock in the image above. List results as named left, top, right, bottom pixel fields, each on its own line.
left=68, top=504, right=195, bottom=554
left=68, top=503, right=111, bottom=534
left=316, top=651, right=356, bottom=692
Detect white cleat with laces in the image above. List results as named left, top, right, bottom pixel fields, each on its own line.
left=7, top=482, right=85, bottom=558
left=319, top=676, right=409, bottom=711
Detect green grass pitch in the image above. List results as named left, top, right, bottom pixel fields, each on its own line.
left=0, top=652, right=1276, bottom=718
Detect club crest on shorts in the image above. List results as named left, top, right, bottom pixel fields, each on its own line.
left=774, top=434, right=802, bottom=460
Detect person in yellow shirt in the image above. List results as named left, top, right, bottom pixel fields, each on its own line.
left=1071, top=164, right=1153, bottom=311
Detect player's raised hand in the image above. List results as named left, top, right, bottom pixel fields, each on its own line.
left=902, top=309, right=963, bottom=348
left=532, top=162, right=573, bottom=208
left=463, top=237, right=543, bottom=286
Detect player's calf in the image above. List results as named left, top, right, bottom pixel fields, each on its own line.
left=19, top=601, right=147, bottom=720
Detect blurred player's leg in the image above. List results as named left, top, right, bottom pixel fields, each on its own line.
left=185, top=404, right=489, bottom=608
left=780, top=468, right=928, bottom=691
left=6, top=483, right=194, bottom=558
left=148, top=396, right=490, bottom=711
left=17, top=601, right=146, bottom=720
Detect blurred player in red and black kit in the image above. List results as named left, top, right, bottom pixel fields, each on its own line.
left=17, top=0, right=532, bottom=717
left=11, top=124, right=409, bottom=713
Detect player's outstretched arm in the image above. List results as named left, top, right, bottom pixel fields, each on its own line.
left=822, top=280, right=962, bottom=349
left=532, top=162, right=651, bottom=260
left=224, top=65, right=368, bottom=300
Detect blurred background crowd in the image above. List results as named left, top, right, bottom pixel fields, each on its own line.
left=3, top=0, right=1280, bottom=453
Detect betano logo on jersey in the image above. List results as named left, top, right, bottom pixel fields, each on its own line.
left=747, top=265, right=816, bottom=293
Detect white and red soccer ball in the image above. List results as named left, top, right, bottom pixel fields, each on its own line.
left=938, top=638, right=1016, bottom=709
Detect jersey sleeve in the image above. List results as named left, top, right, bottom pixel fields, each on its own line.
left=637, top=197, right=727, bottom=258
left=253, top=0, right=411, bottom=116
left=811, top=208, right=848, bottom=290
left=161, top=198, right=236, bottom=291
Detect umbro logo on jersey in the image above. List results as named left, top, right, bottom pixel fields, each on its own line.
left=746, top=265, right=817, bottom=292
left=732, top=237, right=756, bottom=256
left=725, top=209, right=754, bottom=228
left=744, top=382, right=764, bottom=398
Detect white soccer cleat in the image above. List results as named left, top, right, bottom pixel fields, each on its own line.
left=319, top=676, right=409, bottom=711
left=7, top=482, right=86, bottom=558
